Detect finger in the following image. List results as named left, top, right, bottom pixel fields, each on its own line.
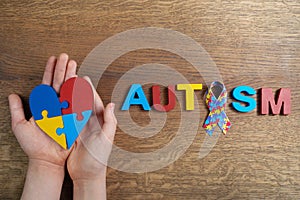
left=53, top=53, right=69, bottom=92
left=42, top=56, right=56, bottom=85
left=8, top=94, right=26, bottom=130
left=65, top=60, right=77, bottom=81
left=83, top=76, right=104, bottom=114
left=102, top=103, right=117, bottom=142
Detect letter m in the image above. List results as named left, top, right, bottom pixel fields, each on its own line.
left=261, top=88, right=291, bottom=115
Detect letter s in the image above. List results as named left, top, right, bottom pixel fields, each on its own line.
left=232, top=85, right=256, bottom=113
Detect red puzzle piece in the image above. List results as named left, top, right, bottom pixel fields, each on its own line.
left=60, top=77, right=94, bottom=120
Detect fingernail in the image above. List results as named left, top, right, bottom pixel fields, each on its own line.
left=111, top=103, right=115, bottom=112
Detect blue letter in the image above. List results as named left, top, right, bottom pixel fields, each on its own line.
left=232, top=85, right=256, bottom=112
left=121, top=84, right=151, bottom=110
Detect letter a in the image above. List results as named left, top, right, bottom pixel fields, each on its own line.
left=121, top=84, right=151, bottom=110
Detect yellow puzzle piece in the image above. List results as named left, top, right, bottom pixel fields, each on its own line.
left=35, top=110, right=67, bottom=149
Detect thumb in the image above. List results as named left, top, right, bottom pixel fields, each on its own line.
left=102, top=103, right=117, bottom=142
left=8, top=94, right=26, bottom=131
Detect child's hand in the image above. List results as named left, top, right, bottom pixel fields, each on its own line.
left=67, top=76, right=117, bottom=200
left=9, top=53, right=76, bottom=167
left=8, top=54, right=77, bottom=199
left=9, top=53, right=116, bottom=199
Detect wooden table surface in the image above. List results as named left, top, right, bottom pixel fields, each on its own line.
left=0, top=0, right=299, bottom=199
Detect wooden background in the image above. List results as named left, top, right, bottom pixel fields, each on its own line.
left=0, top=0, right=299, bottom=199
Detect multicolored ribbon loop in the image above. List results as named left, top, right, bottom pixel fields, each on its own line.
left=203, top=81, right=231, bottom=136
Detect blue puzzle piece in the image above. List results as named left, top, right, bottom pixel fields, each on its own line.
left=29, top=84, right=68, bottom=120
left=56, top=110, right=92, bottom=149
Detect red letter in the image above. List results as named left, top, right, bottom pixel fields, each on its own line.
left=261, top=88, right=291, bottom=115
left=152, top=85, right=176, bottom=112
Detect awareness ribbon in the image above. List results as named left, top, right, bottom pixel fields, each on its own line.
left=203, top=81, right=231, bottom=136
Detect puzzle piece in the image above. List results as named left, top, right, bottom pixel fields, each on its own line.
left=56, top=110, right=92, bottom=149
left=35, top=110, right=67, bottom=149
left=59, top=77, right=93, bottom=121
left=30, top=84, right=68, bottom=120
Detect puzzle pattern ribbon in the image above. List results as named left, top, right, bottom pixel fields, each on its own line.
left=203, top=81, right=231, bottom=136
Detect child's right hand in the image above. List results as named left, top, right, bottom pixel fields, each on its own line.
left=66, top=74, right=117, bottom=200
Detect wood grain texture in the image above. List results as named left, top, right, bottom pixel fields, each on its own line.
left=0, top=0, right=299, bottom=199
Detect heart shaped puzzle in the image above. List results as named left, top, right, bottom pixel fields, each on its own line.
left=29, top=77, right=94, bottom=149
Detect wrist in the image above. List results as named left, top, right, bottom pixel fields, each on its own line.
left=73, top=173, right=107, bottom=200
left=21, top=159, right=65, bottom=200
left=73, top=173, right=106, bottom=189
left=69, top=165, right=107, bottom=182
left=28, top=158, right=65, bottom=178
left=29, top=158, right=65, bottom=170
left=28, top=158, right=65, bottom=187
